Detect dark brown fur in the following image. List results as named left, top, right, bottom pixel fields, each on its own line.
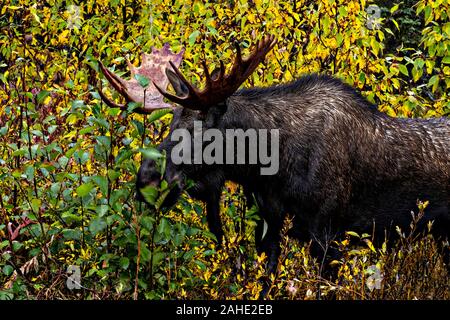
left=137, top=74, right=450, bottom=270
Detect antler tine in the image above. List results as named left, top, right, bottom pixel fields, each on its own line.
left=99, top=61, right=122, bottom=90
left=153, top=81, right=187, bottom=105
left=95, top=43, right=185, bottom=114
left=126, top=58, right=137, bottom=77
left=168, top=61, right=200, bottom=96
left=98, top=61, right=137, bottom=103
left=217, top=60, right=225, bottom=82
left=228, top=34, right=277, bottom=88
left=234, top=41, right=243, bottom=64
left=160, top=34, right=276, bottom=111
left=97, top=61, right=166, bottom=114
left=153, top=80, right=205, bottom=111
left=98, top=61, right=134, bottom=108
left=202, top=60, right=212, bottom=87
left=98, top=89, right=126, bottom=109
left=87, top=62, right=125, bottom=109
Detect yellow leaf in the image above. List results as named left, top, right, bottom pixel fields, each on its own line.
left=58, top=29, right=70, bottom=45
left=364, top=239, right=376, bottom=253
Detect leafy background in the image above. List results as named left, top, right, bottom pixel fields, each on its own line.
left=0, top=0, right=449, bottom=299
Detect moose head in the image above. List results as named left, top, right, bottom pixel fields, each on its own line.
left=97, top=36, right=277, bottom=209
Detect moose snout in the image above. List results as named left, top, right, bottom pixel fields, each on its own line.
left=135, top=159, right=184, bottom=207
left=135, top=160, right=160, bottom=202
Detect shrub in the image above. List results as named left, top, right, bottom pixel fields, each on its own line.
left=0, top=0, right=448, bottom=299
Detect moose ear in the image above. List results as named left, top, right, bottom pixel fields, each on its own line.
left=165, top=68, right=189, bottom=97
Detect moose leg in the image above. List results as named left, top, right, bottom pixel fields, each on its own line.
left=188, top=176, right=226, bottom=246
left=256, top=213, right=283, bottom=298
left=242, top=186, right=266, bottom=253
left=254, top=218, right=265, bottom=253
left=205, top=190, right=224, bottom=245
left=258, top=214, right=283, bottom=274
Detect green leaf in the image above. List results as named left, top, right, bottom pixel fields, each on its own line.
left=131, top=119, right=144, bottom=136
left=30, top=198, right=41, bottom=214
left=390, top=4, right=399, bottom=13
left=194, top=260, right=206, bottom=271
left=428, top=74, right=439, bottom=86
left=399, top=64, right=408, bottom=76
left=134, top=74, right=150, bottom=88
left=147, top=108, right=172, bottom=123
left=62, top=229, right=81, bottom=240
left=423, top=6, right=432, bottom=25
left=76, top=182, right=94, bottom=197
left=0, top=126, right=8, bottom=136
left=12, top=148, right=26, bottom=157
left=79, top=126, right=95, bottom=135
left=92, top=117, right=110, bottom=130
left=201, top=229, right=217, bottom=242
left=61, top=211, right=82, bottom=223
left=157, top=217, right=172, bottom=239
left=107, top=169, right=121, bottom=182
left=141, top=216, right=155, bottom=232
left=140, top=243, right=152, bottom=262
left=442, top=56, right=450, bottom=64
left=127, top=102, right=142, bottom=113
left=12, top=242, right=22, bottom=251
left=189, top=30, right=201, bottom=46
left=207, top=26, right=218, bottom=35
left=71, top=99, right=85, bottom=110
left=119, top=257, right=129, bottom=270
left=92, top=176, right=108, bottom=195
left=345, top=231, right=360, bottom=238
left=89, top=217, right=107, bottom=235
left=358, top=72, right=366, bottom=83
left=338, top=6, right=347, bottom=17
left=139, top=147, right=162, bottom=161
left=155, top=188, right=170, bottom=210
left=414, top=58, right=425, bottom=69
left=151, top=251, right=165, bottom=271
left=412, top=67, right=422, bottom=82
left=428, top=75, right=440, bottom=92
left=96, top=204, right=109, bottom=217
left=336, top=33, right=344, bottom=47
left=58, top=156, right=69, bottom=168
left=139, top=185, right=158, bottom=205
left=36, top=90, right=50, bottom=104
left=2, top=265, right=13, bottom=276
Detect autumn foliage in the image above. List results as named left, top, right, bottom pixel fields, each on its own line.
left=0, top=0, right=449, bottom=299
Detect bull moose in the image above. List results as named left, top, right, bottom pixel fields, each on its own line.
left=96, top=35, right=450, bottom=273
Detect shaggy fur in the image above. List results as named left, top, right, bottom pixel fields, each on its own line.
left=137, top=74, right=450, bottom=270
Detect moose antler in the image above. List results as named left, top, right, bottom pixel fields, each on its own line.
left=154, top=35, right=277, bottom=111
left=97, top=43, right=185, bottom=113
